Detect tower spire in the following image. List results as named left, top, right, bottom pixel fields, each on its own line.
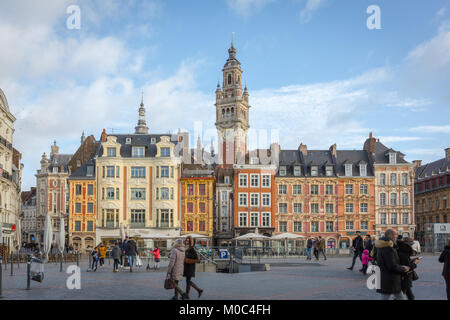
left=135, top=93, right=149, bottom=134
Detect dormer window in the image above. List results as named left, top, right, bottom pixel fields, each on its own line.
left=250, top=157, right=259, bottom=165
left=326, top=166, right=333, bottom=177
left=52, top=167, right=58, bottom=173
left=132, top=147, right=145, bottom=158
left=311, top=166, right=318, bottom=176
left=345, top=164, right=352, bottom=177
left=279, top=166, right=287, bottom=176
left=389, top=152, right=397, bottom=164
left=126, top=138, right=131, bottom=144
left=86, top=165, right=94, bottom=177
left=224, top=176, right=230, bottom=184
left=294, top=166, right=301, bottom=176
left=151, top=138, right=156, bottom=144
left=77, top=160, right=81, bottom=167
left=359, top=164, right=367, bottom=177
left=107, top=148, right=116, bottom=157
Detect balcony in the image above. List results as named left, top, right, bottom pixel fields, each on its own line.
left=0, top=136, right=12, bottom=151
left=130, top=222, right=145, bottom=229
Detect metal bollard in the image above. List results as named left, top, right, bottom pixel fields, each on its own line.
left=60, top=253, right=63, bottom=272
left=10, top=253, right=13, bottom=276
left=17, top=253, right=20, bottom=269
left=76, top=252, right=79, bottom=267
left=26, top=256, right=31, bottom=290
left=0, top=256, right=3, bottom=298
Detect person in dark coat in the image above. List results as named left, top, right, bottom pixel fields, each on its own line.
left=306, top=238, right=313, bottom=260
left=439, top=240, right=450, bottom=300
left=347, top=231, right=364, bottom=270
left=313, top=237, right=319, bottom=260
left=183, top=236, right=203, bottom=299
left=111, top=242, right=121, bottom=272
left=397, top=238, right=420, bottom=300
left=364, top=235, right=373, bottom=252
left=375, top=229, right=410, bottom=300
left=125, top=238, right=137, bottom=272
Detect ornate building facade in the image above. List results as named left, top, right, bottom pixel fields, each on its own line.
left=21, top=188, right=37, bottom=244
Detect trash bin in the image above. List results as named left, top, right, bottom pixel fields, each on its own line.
left=30, top=257, right=44, bottom=283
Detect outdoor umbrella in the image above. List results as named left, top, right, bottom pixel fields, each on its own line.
left=43, top=215, right=53, bottom=262
left=57, top=218, right=65, bottom=254
left=272, top=233, right=305, bottom=255
left=14, top=218, right=22, bottom=253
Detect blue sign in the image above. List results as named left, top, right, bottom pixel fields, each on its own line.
left=219, top=249, right=229, bottom=259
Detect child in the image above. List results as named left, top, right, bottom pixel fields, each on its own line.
left=150, top=247, right=161, bottom=270
left=91, top=247, right=99, bottom=271
left=361, top=249, right=373, bottom=275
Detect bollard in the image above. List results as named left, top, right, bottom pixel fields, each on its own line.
left=10, top=253, right=13, bottom=276
left=17, top=253, right=20, bottom=269
left=76, top=252, right=79, bottom=267
left=88, top=253, right=92, bottom=271
left=60, top=253, right=63, bottom=272
left=0, top=256, right=3, bottom=298
left=26, top=256, right=31, bottom=290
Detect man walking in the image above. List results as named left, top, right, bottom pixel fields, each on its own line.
left=375, top=229, right=410, bottom=300
left=364, top=235, right=373, bottom=252
left=347, top=231, right=364, bottom=270
left=318, top=236, right=327, bottom=260
left=306, top=238, right=313, bottom=260
left=125, top=237, right=138, bottom=272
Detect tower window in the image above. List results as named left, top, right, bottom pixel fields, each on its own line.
left=228, top=74, right=232, bottom=85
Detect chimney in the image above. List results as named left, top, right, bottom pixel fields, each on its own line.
left=413, top=160, right=422, bottom=168
left=446, top=148, right=450, bottom=159
left=270, top=143, right=280, bottom=165
left=299, top=143, right=307, bottom=156
left=177, top=128, right=182, bottom=142
left=363, top=132, right=376, bottom=155
left=101, top=129, right=107, bottom=142
left=329, top=144, right=337, bottom=157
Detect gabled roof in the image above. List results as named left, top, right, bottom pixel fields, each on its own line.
left=69, top=159, right=96, bottom=180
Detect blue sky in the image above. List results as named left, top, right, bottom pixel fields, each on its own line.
left=0, top=0, right=449, bottom=190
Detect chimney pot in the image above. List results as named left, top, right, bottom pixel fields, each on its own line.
left=446, top=148, right=450, bottom=159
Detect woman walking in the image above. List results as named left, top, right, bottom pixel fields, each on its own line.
left=184, top=236, right=204, bottom=299
left=439, top=239, right=450, bottom=300
left=166, top=239, right=188, bottom=300
left=397, top=237, right=420, bottom=300
left=111, top=242, right=121, bottom=272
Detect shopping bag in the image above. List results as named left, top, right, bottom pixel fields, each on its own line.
left=136, top=256, right=143, bottom=267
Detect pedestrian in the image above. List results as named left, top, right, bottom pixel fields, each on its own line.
left=111, top=242, right=121, bottom=273
left=118, top=239, right=124, bottom=266
left=166, top=239, right=188, bottom=300
left=313, top=237, right=319, bottom=260
left=122, top=237, right=128, bottom=267
left=318, top=236, right=327, bottom=260
left=125, top=237, right=137, bottom=272
left=347, top=231, right=364, bottom=271
left=306, top=238, right=313, bottom=260
left=184, top=236, right=204, bottom=299
left=375, top=229, right=410, bottom=300
left=91, top=247, right=99, bottom=272
left=438, top=239, right=450, bottom=300
left=364, top=235, right=373, bottom=252
left=397, top=237, right=420, bottom=300
left=360, top=249, right=373, bottom=275
left=98, top=242, right=107, bottom=268
left=150, top=247, right=161, bottom=270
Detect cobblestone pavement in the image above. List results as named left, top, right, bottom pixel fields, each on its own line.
left=0, top=255, right=446, bottom=300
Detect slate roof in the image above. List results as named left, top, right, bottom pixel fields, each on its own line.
left=69, top=159, right=96, bottom=180
left=336, top=150, right=374, bottom=177
left=371, top=141, right=408, bottom=164
left=49, top=153, right=73, bottom=172
left=415, top=156, right=450, bottom=181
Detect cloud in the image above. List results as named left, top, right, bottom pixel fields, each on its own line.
left=435, top=7, right=446, bottom=20
left=410, top=125, right=450, bottom=133
left=377, top=136, right=425, bottom=143
left=299, top=0, right=326, bottom=23
left=226, top=0, right=276, bottom=16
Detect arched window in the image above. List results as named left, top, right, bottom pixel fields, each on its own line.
left=231, top=108, right=234, bottom=115
left=228, top=74, right=232, bottom=85
left=221, top=109, right=225, bottom=118
left=226, top=108, right=230, bottom=116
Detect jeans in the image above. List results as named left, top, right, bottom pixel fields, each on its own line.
left=380, top=292, right=407, bottom=300
left=445, top=276, right=450, bottom=300
left=318, top=249, right=327, bottom=260
left=113, top=259, right=119, bottom=270
left=92, top=258, right=98, bottom=270
left=306, top=248, right=312, bottom=259
left=128, top=255, right=135, bottom=269
left=350, top=250, right=363, bottom=269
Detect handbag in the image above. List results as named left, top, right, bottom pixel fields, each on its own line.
left=411, top=270, right=419, bottom=281
left=164, top=278, right=174, bottom=290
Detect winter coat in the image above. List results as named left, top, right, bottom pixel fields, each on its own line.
left=111, top=245, right=121, bottom=260
left=307, top=239, right=313, bottom=248
left=439, top=245, right=450, bottom=277
left=98, top=245, right=107, bottom=259
left=352, top=236, right=364, bottom=252
left=167, top=243, right=185, bottom=281
left=184, top=247, right=200, bottom=278
left=364, top=239, right=373, bottom=252
left=361, top=249, right=373, bottom=266
left=125, top=240, right=137, bottom=256
left=319, top=239, right=325, bottom=250
left=376, top=237, right=406, bottom=294
left=397, top=241, right=418, bottom=288
left=150, top=248, right=160, bottom=259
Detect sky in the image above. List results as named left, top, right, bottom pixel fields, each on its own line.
left=0, top=0, right=449, bottom=190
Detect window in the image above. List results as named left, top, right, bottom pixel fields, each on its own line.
left=160, top=166, right=169, bottom=178
left=224, top=176, right=230, bottom=184
left=239, top=193, right=248, bottom=206
left=86, top=166, right=94, bottom=177
left=228, top=74, right=232, bottom=85
left=131, top=209, right=146, bottom=225
left=131, top=167, right=145, bottom=178
left=390, top=173, right=397, bottom=186
left=326, top=203, right=334, bottom=214
left=345, top=203, right=354, bottom=213
left=401, top=173, right=409, bottom=186
left=311, top=222, right=319, bottom=232
left=326, top=166, right=333, bottom=176
left=345, top=164, right=352, bottom=176
left=380, top=213, right=387, bottom=224
left=250, top=193, right=259, bottom=207
left=444, top=196, right=447, bottom=209
left=361, top=221, right=368, bottom=230
left=310, top=185, right=319, bottom=195
left=294, top=222, right=302, bottom=232
left=326, top=185, right=333, bottom=195
left=88, top=221, right=94, bottom=232
left=187, top=202, right=193, bottom=213
left=360, top=184, right=368, bottom=195
left=106, top=188, right=115, bottom=200
left=279, top=222, right=287, bottom=232
left=311, top=166, right=318, bottom=176
left=262, top=175, right=271, bottom=187
left=107, top=148, right=116, bottom=157
left=380, top=173, right=386, bottom=186
left=345, top=221, right=354, bottom=230
left=199, top=203, right=206, bottom=213
left=76, top=184, right=82, bottom=195
left=250, top=213, right=259, bottom=227
left=293, top=185, right=302, bottom=195
left=402, top=193, right=409, bottom=206
left=345, top=184, right=353, bottom=195
left=262, top=213, right=271, bottom=227
left=187, top=221, right=193, bottom=232
left=250, top=157, right=259, bottom=165
left=279, top=203, right=288, bottom=214
left=116, top=188, right=120, bottom=200
left=391, top=213, right=398, bottom=225
left=311, top=203, right=319, bottom=213
left=390, top=193, right=397, bottom=206
left=239, top=213, right=248, bottom=227
left=402, top=213, right=409, bottom=225
left=87, top=203, right=94, bottom=214
left=187, top=184, right=194, bottom=195
left=279, top=185, right=287, bottom=195
left=75, top=221, right=81, bottom=232
left=160, top=188, right=169, bottom=200
left=293, top=203, right=302, bottom=214
left=428, top=198, right=433, bottom=211
left=360, top=203, right=368, bottom=213
left=380, top=193, right=386, bottom=206
left=239, top=174, right=248, bottom=187
left=131, top=188, right=146, bottom=200
left=389, top=152, right=397, bottom=164
left=199, top=184, right=206, bottom=195
left=75, top=203, right=82, bottom=213
left=359, top=164, right=367, bottom=177
left=161, top=147, right=170, bottom=157
left=106, top=166, right=115, bottom=178
left=250, top=174, right=259, bottom=187
left=132, top=147, right=145, bottom=158
left=262, top=194, right=271, bottom=207
left=294, top=166, right=301, bottom=176
left=326, top=221, right=334, bottom=232
left=87, top=184, right=94, bottom=196
left=199, top=221, right=205, bottom=232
